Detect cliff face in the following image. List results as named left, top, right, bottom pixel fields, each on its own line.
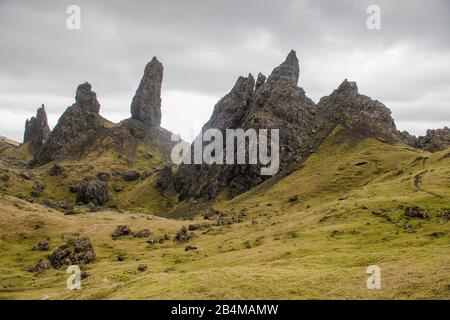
left=173, top=51, right=330, bottom=200
left=23, top=105, right=51, bottom=154
left=317, top=79, right=402, bottom=143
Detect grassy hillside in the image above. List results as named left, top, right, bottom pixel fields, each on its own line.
left=0, top=128, right=448, bottom=299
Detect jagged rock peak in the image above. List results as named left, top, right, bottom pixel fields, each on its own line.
left=267, top=50, right=299, bottom=85
left=336, top=79, right=358, bottom=95
left=130, top=56, right=163, bottom=126
left=23, top=104, right=51, bottom=153
left=255, top=72, right=266, bottom=91
left=416, top=127, right=450, bottom=152
left=75, top=82, right=100, bottom=113
left=203, top=74, right=255, bottom=130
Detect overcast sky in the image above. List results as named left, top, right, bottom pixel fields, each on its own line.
left=0, top=0, right=449, bottom=142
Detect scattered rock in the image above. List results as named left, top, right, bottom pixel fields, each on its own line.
left=32, top=240, right=49, bottom=251
left=112, top=225, right=133, bottom=239
left=1, top=175, right=10, bottom=182
left=117, top=254, right=126, bottom=262
left=203, top=207, right=226, bottom=220
left=31, top=182, right=45, bottom=197
left=49, top=164, right=64, bottom=176
left=113, top=185, right=123, bottom=192
left=185, top=245, right=198, bottom=251
left=404, top=206, right=429, bottom=219
left=138, top=264, right=148, bottom=272
left=134, top=229, right=150, bottom=238
left=147, top=239, right=158, bottom=244
left=174, top=226, right=194, bottom=243
left=338, top=195, right=348, bottom=201
left=436, top=209, right=450, bottom=220
left=49, top=236, right=95, bottom=269
left=19, top=172, right=33, bottom=180
left=122, top=171, right=141, bottom=182
left=428, top=232, right=445, bottom=238
left=96, top=172, right=110, bottom=182
left=188, top=223, right=210, bottom=231
left=28, top=259, right=52, bottom=273
left=288, top=195, right=299, bottom=202
left=76, top=178, right=111, bottom=206
left=43, top=199, right=74, bottom=211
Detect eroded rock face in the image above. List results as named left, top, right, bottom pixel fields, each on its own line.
left=130, top=57, right=163, bottom=126
left=173, top=50, right=328, bottom=200
left=33, top=83, right=107, bottom=165
left=317, top=79, right=400, bottom=142
left=49, top=236, right=95, bottom=269
left=75, top=82, right=101, bottom=113
left=23, top=105, right=51, bottom=154
left=415, top=127, right=450, bottom=152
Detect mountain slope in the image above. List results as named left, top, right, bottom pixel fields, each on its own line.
left=0, top=129, right=448, bottom=300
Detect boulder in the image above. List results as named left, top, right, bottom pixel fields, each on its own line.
left=49, top=164, right=64, bottom=176
left=174, top=226, right=194, bottom=243
left=96, top=172, right=110, bottom=182
left=112, top=225, right=133, bottom=239
left=404, top=206, right=429, bottom=219
left=31, top=182, right=45, bottom=197
left=32, top=240, right=49, bottom=251
left=122, top=171, right=141, bottom=182
left=134, top=229, right=150, bottom=238
left=49, top=236, right=95, bottom=269
left=76, top=178, right=111, bottom=206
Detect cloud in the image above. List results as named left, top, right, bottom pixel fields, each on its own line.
left=0, top=0, right=449, bottom=141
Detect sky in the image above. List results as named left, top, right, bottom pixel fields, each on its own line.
left=0, top=0, right=449, bottom=142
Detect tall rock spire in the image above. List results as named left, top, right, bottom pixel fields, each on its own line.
left=75, top=82, right=101, bottom=113
left=130, top=57, right=163, bottom=126
left=23, top=104, right=51, bottom=154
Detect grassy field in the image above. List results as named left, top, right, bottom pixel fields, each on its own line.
left=0, top=130, right=449, bottom=300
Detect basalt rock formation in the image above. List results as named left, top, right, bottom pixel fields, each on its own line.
left=33, top=82, right=108, bottom=165
left=415, top=127, right=450, bottom=152
left=23, top=105, right=51, bottom=154
left=130, top=57, right=163, bottom=126
left=173, top=50, right=330, bottom=200
left=317, top=79, right=402, bottom=143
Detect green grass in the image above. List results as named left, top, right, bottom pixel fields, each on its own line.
left=0, top=128, right=449, bottom=299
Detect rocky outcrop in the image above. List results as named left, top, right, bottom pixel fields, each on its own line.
left=23, top=105, right=51, bottom=154
left=173, top=50, right=329, bottom=200
left=75, top=82, right=101, bottom=113
left=130, top=57, right=163, bottom=126
left=255, top=72, right=266, bottom=92
left=76, top=178, right=111, bottom=206
left=33, top=83, right=107, bottom=165
left=317, top=79, right=401, bottom=142
left=49, top=236, right=95, bottom=269
left=415, top=127, right=450, bottom=152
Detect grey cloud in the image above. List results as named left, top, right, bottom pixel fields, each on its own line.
left=0, top=0, right=449, bottom=141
